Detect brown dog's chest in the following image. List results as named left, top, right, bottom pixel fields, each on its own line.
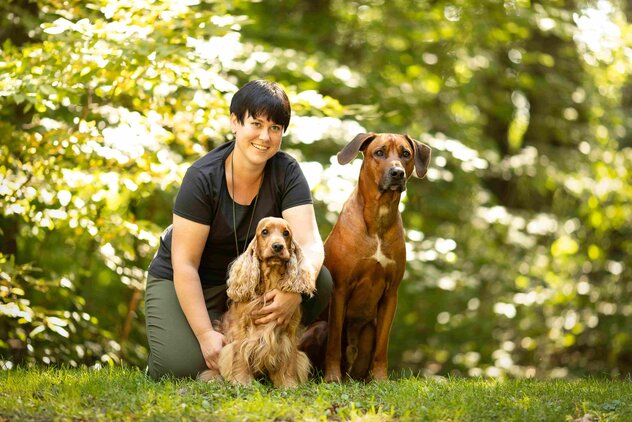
left=325, top=217, right=406, bottom=277
left=354, top=233, right=404, bottom=272
left=325, top=231, right=405, bottom=321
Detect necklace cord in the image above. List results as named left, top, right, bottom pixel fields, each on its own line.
left=231, top=152, right=262, bottom=256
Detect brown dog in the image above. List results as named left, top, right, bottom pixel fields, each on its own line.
left=198, top=217, right=315, bottom=387
left=321, top=132, right=431, bottom=382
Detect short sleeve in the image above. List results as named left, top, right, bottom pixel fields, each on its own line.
left=173, top=166, right=214, bottom=225
left=281, top=160, right=313, bottom=211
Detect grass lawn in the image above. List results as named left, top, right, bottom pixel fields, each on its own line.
left=0, top=367, right=631, bottom=421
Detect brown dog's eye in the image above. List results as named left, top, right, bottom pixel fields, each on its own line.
left=375, top=150, right=384, bottom=157
left=283, top=230, right=290, bottom=237
left=262, top=229, right=269, bottom=236
left=402, top=150, right=411, bottom=159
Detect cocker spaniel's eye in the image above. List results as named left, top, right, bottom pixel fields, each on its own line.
left=283, top=230, right=290, bottom=237
left=262, top=229, right=269, bottom=236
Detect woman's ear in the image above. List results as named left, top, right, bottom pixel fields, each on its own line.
left=229, top=112, right=240, bottom=134
left=226, top=236, right=260, bottom=302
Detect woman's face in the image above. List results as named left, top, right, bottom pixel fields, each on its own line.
left=231, top=112, right=283, bottom=167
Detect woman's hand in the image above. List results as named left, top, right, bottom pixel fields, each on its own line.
left=197, top=329, right=225, bottom=370
left=253, top=289, right=302, bottom=326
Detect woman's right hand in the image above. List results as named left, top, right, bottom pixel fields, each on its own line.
left=197, top=329, right=225, bottom=370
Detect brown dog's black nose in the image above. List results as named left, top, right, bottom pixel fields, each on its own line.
left=389, top=167, right=405, bottom=179
left=272, top=242, right=285, bottom=253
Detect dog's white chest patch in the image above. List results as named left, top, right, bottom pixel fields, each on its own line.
left=372, top=237, right=395, bottom=267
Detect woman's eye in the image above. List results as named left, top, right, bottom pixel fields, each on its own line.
left=262, top=229, right=269, bottom=236
left=271, top=125, right=282, bottom=133
left=283, top=230, right=290, bottom=237
left=402, top=150, right=411, bottom=158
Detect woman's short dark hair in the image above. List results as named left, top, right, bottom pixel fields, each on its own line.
left=230, top=80, right=291, bottom=132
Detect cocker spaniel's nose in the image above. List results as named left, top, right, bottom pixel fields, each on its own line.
left=271, top=242, right=285, bottom=253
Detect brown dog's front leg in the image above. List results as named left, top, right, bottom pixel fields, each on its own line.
left=324, top=289, right=346, bottom=382
left=371, top=291, right=398, bottom=380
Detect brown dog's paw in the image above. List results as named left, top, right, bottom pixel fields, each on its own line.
left=324, top=367, right=343, bottom=383
left=370, top=366, right=388, bottom=381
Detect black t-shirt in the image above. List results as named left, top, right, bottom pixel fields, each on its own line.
left=147, top=141, right=313, bottom=287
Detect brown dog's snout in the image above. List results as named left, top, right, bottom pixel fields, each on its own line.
left=388, top=166, right=405, bottom=180
left=380, top=163, right=407, bottom=193
left=271, top=242, right=285, bottom=253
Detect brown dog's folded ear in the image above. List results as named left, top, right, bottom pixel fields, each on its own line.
left=337, top=132, right=377, bottom=165
left=405, top=134, right=432, bottom=178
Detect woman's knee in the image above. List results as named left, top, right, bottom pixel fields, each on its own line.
left=148, top=352, right=205, bottom=380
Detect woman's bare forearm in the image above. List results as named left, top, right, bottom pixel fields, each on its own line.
left=174, top=265, right=214, bottom=339
left=302, top=240, right=324, bottom=283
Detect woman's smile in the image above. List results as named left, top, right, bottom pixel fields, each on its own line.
left=251, top=142, right=270, bottom=152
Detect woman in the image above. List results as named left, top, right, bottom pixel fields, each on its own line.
left=145, top=80, right=331, bottom=379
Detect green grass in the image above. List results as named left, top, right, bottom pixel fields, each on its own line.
left=1, top=367, right=631, bottom=421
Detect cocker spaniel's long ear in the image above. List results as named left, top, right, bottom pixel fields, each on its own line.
left=226, top=236, right=260, bottom=303
left=282, top=238, right=316, bottom=296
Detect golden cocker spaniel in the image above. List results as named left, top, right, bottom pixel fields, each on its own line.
left=199, top=217, right=315, bottom=387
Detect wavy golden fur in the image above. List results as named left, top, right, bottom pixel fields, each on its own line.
left=198, top=217, right=315, bottom=387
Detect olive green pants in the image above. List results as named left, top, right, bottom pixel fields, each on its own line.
left=144, top=267, right=332, bottom=380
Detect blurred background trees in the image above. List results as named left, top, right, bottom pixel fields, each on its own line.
left=1, top=0, right=631, bottom=378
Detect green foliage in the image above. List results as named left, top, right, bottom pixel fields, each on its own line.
left=1, top=0, right=632, bottom=379
left=2, top=368, right=632, bottom=420
left=0, top=252, right=117, bottom=367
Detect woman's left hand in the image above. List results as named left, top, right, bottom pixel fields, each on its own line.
left=253, top=289, right=302, bottom=326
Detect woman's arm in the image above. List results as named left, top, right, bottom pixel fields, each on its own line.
left=171, top=214, right=224, bottom=369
